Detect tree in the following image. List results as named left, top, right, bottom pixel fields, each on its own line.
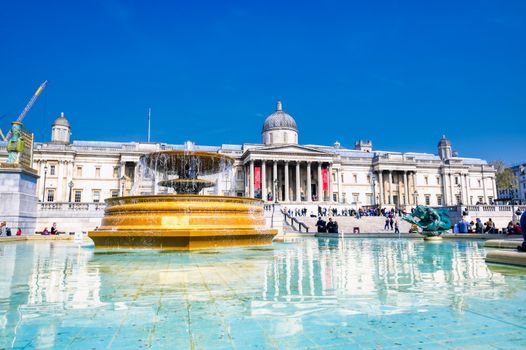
left=489, top=160, right=518, bottom=190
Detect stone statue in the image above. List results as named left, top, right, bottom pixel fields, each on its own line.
left=402, top=205, right=451, bottom=237
left=6, top=122, right=25, bottom=164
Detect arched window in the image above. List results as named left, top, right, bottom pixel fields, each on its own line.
left=284, top=132, right=288, bottom=143
left=270, top=133, right=273, bottom=144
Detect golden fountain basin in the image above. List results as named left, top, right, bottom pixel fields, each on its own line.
left=88, top=195, right=277, bottom=250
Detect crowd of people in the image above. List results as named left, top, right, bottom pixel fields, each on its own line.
left=284, top=205, right=403, bottom=219
left=454, top=216, right=523, bottom=235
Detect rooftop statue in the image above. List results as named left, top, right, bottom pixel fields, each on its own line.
left=6, top=122, right=25, bottom=164
left=402, top=205, right=451, bottom=237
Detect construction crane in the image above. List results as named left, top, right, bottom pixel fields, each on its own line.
left=1, top=80, right=48, bottom=141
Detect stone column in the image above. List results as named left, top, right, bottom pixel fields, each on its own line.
left=492, top=176, right=497, bottom=202
left=441, top=172, right=448, bottom=205
left=337, top=168, right=342, bottom=204
left=378, top=171, right=384, bottom=205
left=328, top=164, right=333, bottom=202
left=317, top=162, right=323, bottom=201
left=448, top=173, right=457, bottom=205
left=464, top=174, right=470, bottom=204
left=273, top=161, right=278, bottom=201
left=284, top=161, right=289, bottom=202
left=306, top=162, right=312, bottom=202
left=52, top=161, right=61, bottom=202
left=39, top=160, right=46, bottom=201
left=388, top=171, right=393, bottom=205
left=403, top=171, right=408, bottom=205
left=261, top=160, right=267, bottom=202
left=295, top=162, right=301, bottom=202
left=412, top=172, right=417, bottom=205
left=249, top=160, right=255, bottom=198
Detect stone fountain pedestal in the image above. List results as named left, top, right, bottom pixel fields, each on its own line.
left=0, top=166, right=39, bottom=235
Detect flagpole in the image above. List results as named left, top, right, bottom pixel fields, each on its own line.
left=148, top=108, right=151, bottom=143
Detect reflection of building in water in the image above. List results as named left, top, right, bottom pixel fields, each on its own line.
left=0, top=242, right=100, bottom=349
left=24, top=243, right=101, bottom=309
left=260, top=240, right=506, bottom=315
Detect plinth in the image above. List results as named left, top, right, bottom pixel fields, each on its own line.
left=0, top=165, right=39, bottom=235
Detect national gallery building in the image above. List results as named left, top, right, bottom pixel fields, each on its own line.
left=0, top=101, right=497, bottom=209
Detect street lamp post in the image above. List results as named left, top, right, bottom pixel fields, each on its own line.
left=457, top=182, right=463, bottom=206
left=372, top=175, right=377, bottom=206
left=42, top=165, right=48, bottom=202
left=120, top=175, right=126, bottom=196
left=68, top=181, right=74, bottom=202
left=273, top=179, right=278, bottom=203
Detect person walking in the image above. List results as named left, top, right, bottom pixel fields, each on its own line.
left=394, top=220, right=400, bottom=234
left=384, top=217, right=390, bottom=230
left=389, top=217, right=394, bottom=230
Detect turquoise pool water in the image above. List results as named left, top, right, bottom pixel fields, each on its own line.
left=1, top=238, right=525, bottom=349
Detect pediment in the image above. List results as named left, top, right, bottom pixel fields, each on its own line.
left=246, top=144, right=333, bottom=156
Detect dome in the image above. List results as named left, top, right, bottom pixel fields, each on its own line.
left=438, top=135, right=451, bottom=147
left=52, top=112, right=70, bottom=128
left=262, top=101, right=297, bottom=133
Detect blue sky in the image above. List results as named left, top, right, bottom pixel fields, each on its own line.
left=1, top=0, right=524, bottom=164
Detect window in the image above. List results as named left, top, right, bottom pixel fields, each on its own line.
left=332, top=172, right=336, bottom=182
left=236, top=170, right=243, bottom=180
left=269, top=133, right=273, bottom=144
left=113, top=167, right=119, bottom=178
left=341, top=173, right=344, bottom=182
left=50, top=165, right=56, bottom=176
left=93, top=190, right=101, bottom=203
left=478, top=179, right=481, bottom=187
left=111, top=190, right=119, bottom=197
left=46, top=189, right=55, bottom=202
left=424, top=176, right=429, bottom=185
left=352, top=193, right=359, bottom=203
left=76, top=166, right=83, bottom=177
left=333, top=193, right=338, bottom=202
left=342, top=192, right=346, bottom=203
left=478, top=196, right=483, bottom=203
left=367, top=175, right=371, bottom=184
left=425, top=195, right=430, bottom=205
left=366, top=193, right=373, bottom=205
left=437, top=195, right=442, bottom=206
left=95, top=167, right=101, bottom=178
left=455, top=194, right=461, bottom=205
left=455, top=176, right=459, bottom=185
left=470, top=196, right=473, bottom=205
left=353, top=174, right=357, bottom=183
left=437, top=176, right=440, bottom=185
left=74, top=190, right=82, bottom=203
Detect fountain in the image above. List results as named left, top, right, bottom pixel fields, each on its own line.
left=88, top=148, right=277, bottom=250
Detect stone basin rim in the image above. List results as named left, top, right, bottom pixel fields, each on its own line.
left=105, top=194, right=265, bottom=204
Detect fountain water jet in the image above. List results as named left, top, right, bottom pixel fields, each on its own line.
left=88, top=149, right=277, bottom=250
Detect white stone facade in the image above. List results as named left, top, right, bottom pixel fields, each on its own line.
left=0, top=104, right=497, bottom=212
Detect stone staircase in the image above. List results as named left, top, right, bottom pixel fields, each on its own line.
left=288, top=215, right=412, bottom=234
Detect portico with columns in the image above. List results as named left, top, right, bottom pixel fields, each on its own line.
left=242, top=145, right=334, bottom=203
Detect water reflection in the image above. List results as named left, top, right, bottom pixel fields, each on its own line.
left=0, top=239, right=524, bottom=349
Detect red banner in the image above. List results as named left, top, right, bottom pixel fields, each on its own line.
left=322, top=168, right=329, bottom=191
left=254, top=167, right=261, bottom=190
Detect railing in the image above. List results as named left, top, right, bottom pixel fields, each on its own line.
left=281, top=210, right=309, bottom=233
left=441, top=205, right=525, bottom=214
left=39, top=202, right=106, bottom=212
